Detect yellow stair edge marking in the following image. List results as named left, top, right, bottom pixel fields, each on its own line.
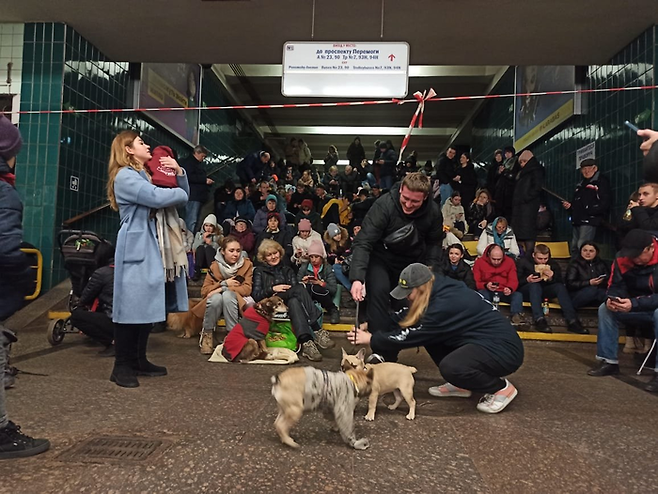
left=48, top=311, right=71, bottom=319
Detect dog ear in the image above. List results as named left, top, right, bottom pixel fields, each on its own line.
left=356, top=348, right=366, bottom=361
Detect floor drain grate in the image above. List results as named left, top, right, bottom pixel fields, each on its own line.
left=58, top=436, right=171, bottom=464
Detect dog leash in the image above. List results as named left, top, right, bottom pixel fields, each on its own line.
left=353, top=300, right=359, bottom=349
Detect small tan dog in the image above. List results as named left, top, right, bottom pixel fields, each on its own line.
left=166, top=298, right=203, bottom=338
left=341, top=348, right=417, bottom=421
left=271, top=366, right=372, bottom=450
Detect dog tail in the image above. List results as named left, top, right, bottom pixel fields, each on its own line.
left=409, top=366, right=418, bottom=374
left=270, top=375, right=280, bottom=398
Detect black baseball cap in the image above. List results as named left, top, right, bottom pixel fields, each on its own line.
left=619, top=229, right=655, bottom=258
left=390, top=263, right=434, bottom=299
left=580, top=158, right=596, bottom=168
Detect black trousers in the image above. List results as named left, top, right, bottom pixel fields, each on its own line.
left=195, top=245, right=216, bottom=271
left=70, top=309, right=114, bottom=346
left=363, top=255, right=406, bottom=332
left=279, top=285, right=322, bottom=343
left=114, top=323, right=153, bottom=370
left=303, top=284, right=335, bottom=311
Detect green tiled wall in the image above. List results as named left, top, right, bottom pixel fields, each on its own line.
left=471, top=27, right=657, bottom=257
left=18, top=22, right=263, bottom=290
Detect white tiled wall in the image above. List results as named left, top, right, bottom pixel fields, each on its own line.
left=0, top=23, right=24, bottom=124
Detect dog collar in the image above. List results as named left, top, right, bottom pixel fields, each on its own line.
left=348, top=373, right=359, bottom=395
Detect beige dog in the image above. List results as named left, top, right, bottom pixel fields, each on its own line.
left=340, top=348, right=417, bottom=421
left=271, top=366, right=372, bottom=450
left=166, top=298, right=203, bottom=338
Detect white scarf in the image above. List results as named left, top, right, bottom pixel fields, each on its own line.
left=214, top=249, right=245, bottom=279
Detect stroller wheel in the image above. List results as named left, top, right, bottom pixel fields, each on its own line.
left=46, top=319, right=66, bottom=346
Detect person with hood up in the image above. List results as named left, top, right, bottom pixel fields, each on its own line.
left=230, top=218, right=255, bottom=258
left=349, top=173, right=443, bottom=335
left=346, top=137, right=366, bottom=170
left=347, top=263, right=524, bottom=414
left=0, top=114, right=51, bottom=458
left=254, top=212, right=294, bottom=266
left=192, top=236, right=254, bottom=355
left=192, top=214, right=223, bottom=280
left=474, top=244, right=524, bottom=325
left=253, top=194, right=287, bottom=234
left=512, top=150, right=544, bottom=255
left=292, top=219, right=325, bottom=266
left=297, top=240, right=341, bottom=324
left=476, top=216, right=520, bottom=258
left=439, top=244, right=475, bottom=290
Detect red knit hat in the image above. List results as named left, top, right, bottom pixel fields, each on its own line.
left=301, top=199, right=313, bottom=210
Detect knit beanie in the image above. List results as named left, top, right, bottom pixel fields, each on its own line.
left=307, top=240, right=325, bottom=258
left=298, top=218, right=311, bottom=231
left=301, top=199, right=314, bottom=210
left=267, top=211, right=281, bottom=224
left=0, top=115, right=22, bottom=160
left=326, top=223, right=341, bottom=238
left=266, top=194, right=278, bottom=204
left=202, top=214, right=218, bottom=228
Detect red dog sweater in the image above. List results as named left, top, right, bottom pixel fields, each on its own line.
left=222, top=306, right=270, bottom=361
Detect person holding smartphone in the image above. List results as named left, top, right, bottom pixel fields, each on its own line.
left=566, top=242, right=610, bottom=310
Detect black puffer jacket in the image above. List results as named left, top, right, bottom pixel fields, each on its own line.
left=439, top=257, right=476, bottom=290
left=252, top=262, right=297, bottom=302
left=512, top=157, right=544, bottom=240
left=350, top=184, right=444, bottom=282
left=379, top=148, right=398, bottom=178
left=569, top=171, right=611, bottom=226
left=436, top=153, right=457, bottom=185
left=180, top=155, right=209, bottom=203
left=566, top=256, right=610, bottom=291
left=78, top=265, right=114, bottom=318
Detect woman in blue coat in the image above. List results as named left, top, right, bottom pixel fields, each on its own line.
left=107, top=130, right=189, bottom=388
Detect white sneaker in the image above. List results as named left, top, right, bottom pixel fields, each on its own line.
left=428, top=382, right=472, bottom=398
left=476, top=380, right=518, bottom=414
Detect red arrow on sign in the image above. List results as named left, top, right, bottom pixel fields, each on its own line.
left=388, top=54, right=395, bottom=61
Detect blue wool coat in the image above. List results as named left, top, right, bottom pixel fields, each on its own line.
left=112, top=167, right=189, bottom=324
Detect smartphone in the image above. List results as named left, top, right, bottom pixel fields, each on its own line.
left=607, top=295, right=622, bottom=302
left=595, top=274, right=608, bottom=279
left=233, top=275, right=245, bottom=284
left=625, top=120, right=640, bottom=133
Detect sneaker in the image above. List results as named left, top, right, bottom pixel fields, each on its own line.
left=330, top=308, right=340, bottom=325
left=272, top=311, right=290, bottom=321
left=587, top=361, right=620, bottom=376
left=476, top=380, right=518, bottom=414
left=567, top=319, right=589, bottom=335
left=510, top=313, right=523, bottom=325
left=315, top=329, right=335, bottom=350
left=0, top=421, right=50, bottom=459
left=301, top=340, right=323, bottom=362
left=428, top=382, right=472, bottom=398
left=534, top=317, right=551, bottom=333
left=199, top=331, right=214, bottom=355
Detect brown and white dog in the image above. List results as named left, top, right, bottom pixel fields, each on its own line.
left=166, top=298, right=203, bottom=338
left=221, top=296, right=287, bottom=363
left=340, top=348, right=417, bottom=421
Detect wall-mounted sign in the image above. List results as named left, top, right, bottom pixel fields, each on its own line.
left=69, top=175, right=79, bottom=192
left=282, top=41, right=409, bottom=98
left=576, top=142, right=595, bottom=169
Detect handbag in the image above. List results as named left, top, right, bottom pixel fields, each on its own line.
left=382, top=222, right=419, bottom=251
left=341, top=255, right=352, bottom=276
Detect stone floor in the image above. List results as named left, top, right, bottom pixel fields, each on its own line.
left=3, top=309, right=658, bottom=493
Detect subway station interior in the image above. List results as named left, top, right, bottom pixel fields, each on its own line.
left=2, top=1, right=658, bottom=492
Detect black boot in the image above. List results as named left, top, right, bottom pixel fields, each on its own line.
left=135, top=325, right=167, bottom=377
left=110, top=324, right=139, bottom=388
left=567, top=319, right=589, bottom=335
left=0, top=421, right=50, bottom=459
left=587, top=361, right=620, bottom=377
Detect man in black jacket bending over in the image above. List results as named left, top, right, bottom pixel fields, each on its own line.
left=181, top=145, right=213, bottom=233
left=350, top=172, right=443, bottom=335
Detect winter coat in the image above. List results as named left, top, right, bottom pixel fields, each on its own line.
left=78, top=265, right=114, bottom=318
left=292, top=230, right=326, bottom=265
left=230, top=227, right=256, bottom=257
left=370, top=276, right=524, bottom=369
left=255, top=228, right=294, bottom=265
left=253, top=205, right=287, bottom=234
left=379, top=148, right=397, bottom=178
left=222, top=198, right=256, bottom=222
left=436, top=153, right=458, bottom=185
left=467, top=202, right=495, bottom=232
left=476, top=222, right=520, bottom=258
left=439, top=257, right=475, bottom=290
left=297, top=261, right=338, bottom=297
left=346, top=141, right=366, bottom=168
left=289, top=190, right=314, bottom=215
left=322, top=173, right=341, bottom=197
left=351, top=197, right=375, bottom=223
left=191, top=255, right=253, bottom=319
left=452, top=162, right=478, bottom=205
left=350, top=184, right=444, bottom=282
left=512, top=157, right=544, bottom=240
left=323, top=227, right=352, bottom=264
left=516, top=256, right=563, bottom=289
left=493, top=164, right=518, bottom=220
left=473, top=244, right=519, bottom=292
left=324, top=152, right=339, bottom=174
left=299, top=143, right=313, bottom=166
left=192, top=230, right=221, bottom=251
left=236, top=152, right=267, bottom=184
left=566, top=256, right=610, bottom=291
left=625, top=206, right=658, bottom=233
left=340, top=170, right=360, bottom=197
left=112, top=167, right=189, bottom=324
left=252, top=262, right=297, bottom=302
left=608, top=239, right=658, bottom=311
left=442, top=200, right=467, bottom=231
left=180, top=155, right=208, bottom=203
left=568, top=171, right=611, bottom=227
left=295, top=211, right=324, bottom=234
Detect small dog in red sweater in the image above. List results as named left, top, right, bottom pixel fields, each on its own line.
left=221, top=296, right=287, bottom=362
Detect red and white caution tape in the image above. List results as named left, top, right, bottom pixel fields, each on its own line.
left=398, top=88, right=436, bottom=162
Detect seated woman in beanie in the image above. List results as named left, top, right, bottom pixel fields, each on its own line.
left=253, top=194, right=287, bottom=234
left=566, top=242, right=610, bottom=309
left=254, top=212, right=293, bottom=265
left=439, top=243, right=476, bottom=290
left=253, top=239, right=334, bottom=362
left=297, top=240, right=341, bottom=324
left=295, top=198, right=323, bottom=234
left=291, top=218, right=325, bottom=267
left=323, top=222, right=352, bottom=291
left=347, top=263, right=524, bottom=414
left=229, top=218, right=255, bottom=258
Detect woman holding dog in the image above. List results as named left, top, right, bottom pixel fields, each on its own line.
left=253, top=239, right=334, bottom=362
left=347, top=263, right=524, bottom=414
left=108, top=130, right=189, bottom=388
left=193, top=236, right=254, bottom=355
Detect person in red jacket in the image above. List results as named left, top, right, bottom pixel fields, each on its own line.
left=473, top=244, right=523, bottom=325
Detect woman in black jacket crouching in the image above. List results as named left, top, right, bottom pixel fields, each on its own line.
left=565, top=242, right=610, bottom=309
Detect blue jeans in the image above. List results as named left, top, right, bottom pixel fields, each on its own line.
left=185, top=201, right=202, bottom=234
left=518, top=283, right=577, bottom=321
left=333, top=263, right=352, bottom=290
left=570, top=285, right=606, bottom=310
left=365, top=173, right=377, bottom=188
left=380, top=175, right=394, bottom=190
left=479, top=289, right=523, bottom=315
left=597, top=304, right=658, bottom=366
left=439, top=183, right=453, bottom=206
left=571, top=225, right=597, bottom=258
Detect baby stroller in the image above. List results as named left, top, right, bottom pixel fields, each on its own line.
left=46, top=230, right=109, bottom=345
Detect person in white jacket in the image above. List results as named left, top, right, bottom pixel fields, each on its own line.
left=476, top=217, right=520, bottom=258
left=291, top=218, right=325, bottom=266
